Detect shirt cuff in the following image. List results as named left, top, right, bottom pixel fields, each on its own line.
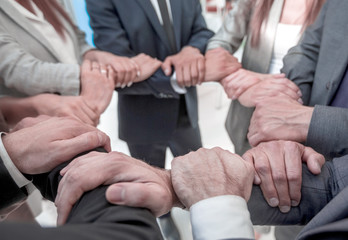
left=170, top=71, right=187, bottom=94
left=0, top=133, right=35, bottom=194
left=190, top=195, right=254, bottom=240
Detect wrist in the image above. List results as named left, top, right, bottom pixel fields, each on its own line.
left=165, top=170, right=185, bottom=209
left=297, top=106, right=314, bottom=142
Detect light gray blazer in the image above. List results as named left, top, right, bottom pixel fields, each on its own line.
left=0, top=1, right=93, bottom=97
left=207, top=0, right=284, bottom=154
left=282, top=0, right=348, bottom=159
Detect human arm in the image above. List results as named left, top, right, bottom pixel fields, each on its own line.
left=243, top=141, right=324, bottom=213
left=248, top=97, right=314, bottom=147
left=306, top=105, right=348, bottom=159
left=281, top=1, right=327, bottom=104
left=0, top=25, right=80, bottom=96
left=206, top=0, right=253, bottom=53
left=85, top=0, right=178, bottom=97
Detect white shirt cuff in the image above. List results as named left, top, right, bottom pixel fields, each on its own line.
left=170, top=71, right=187, bottom=94
left=190, top=195, right=254, bottom=240
left=0, top=132, right=35, bottom=194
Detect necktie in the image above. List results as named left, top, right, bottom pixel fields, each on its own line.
left=157, top=0, right=177, bottom=53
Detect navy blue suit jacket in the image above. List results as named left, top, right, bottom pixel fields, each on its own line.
left=86, top=0, right=213, bottom=143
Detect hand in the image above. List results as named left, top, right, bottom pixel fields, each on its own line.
left=131, top=53, right=162, bottom=81
left=2, top=116, right=111, bottom=175
left=238, top=77, right=303, bottom=107
left=56, top=151, right=177, bottom=225
left=80, top=60, right=115, bottom=115
left=171, top=147, right=254, bottom=209
left=204, top=47, right=241, bottom=82
left=248, top=97, right=314, bottom=146
left=243, top=141, right=325, bottom=213
left=30, top=94, right=100, bottom=126
left=162, top=46, right=205, bottom=87
left=84, top=50, right=139, bottom=88
left=221, top=69, right=286, bottom=100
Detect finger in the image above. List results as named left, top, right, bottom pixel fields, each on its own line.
left=190, top=62, right=198, bottom=86
left=265, top=147, right=291, bottom=213
left=82, top=59, right=92, bottom=72
left=176, top=66, right=184, bottom=88
left=106, top=182, right=171, bottom=217
left=284, top=142, right=302, bottom=206
left=242, top=151, right=261, bottom=184
left=302, top=147, right=325, bottom=175
left=184, top=64, right=192, bottom=87
left=274, top=78, right=301, bottom=95
left=162, top=58, right=173, bottom=76
left=99, top=64, right=107, bottom=76
left=197, top=58, right=205, bottom=85
left=254, top=151, right=280, bottom=208
left=113, top=63, right=126, bottom=88
left=56, top=131, right=111, bottom=164
left=59, top=151, right=101, bottom=176
left=91, top=61, right=100, bottom=72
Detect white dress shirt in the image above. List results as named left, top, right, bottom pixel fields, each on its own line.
left=8, top=0, right=78, bottom=64
left=149, top=0, right=186, bottom=94
left=190, top=195, right=255, bottom=240
left=0, top=133, right=35, bottom=195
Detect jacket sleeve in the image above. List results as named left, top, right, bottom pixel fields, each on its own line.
left=85, top=0, right=180, bottom=98
left=206, top=0, right=253, bottom=53
left=0, top=25, right=80, bottom=96
left=14, top=149, right=163, bottom=240
left=0, top=155, right=27, bottom=211
left=281, top=1, right=328, bottom=105
left=306, top=105, right=348, bottom=159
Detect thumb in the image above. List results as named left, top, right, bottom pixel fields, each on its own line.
left=161, top=57, right=173, bottom=76
left=106, top=182, right=172, bottom=217
left=302, top=147, right=325, bottom=175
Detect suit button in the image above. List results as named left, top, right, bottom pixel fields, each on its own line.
left=326, top=82, right=330, bottom=89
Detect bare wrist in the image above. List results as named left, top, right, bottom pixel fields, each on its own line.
left=164, top=170, right=185, bottom=209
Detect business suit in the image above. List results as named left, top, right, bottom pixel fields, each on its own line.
left=0, top=154, right=163, bottom=240
left=282, top=0, right=348, bottom=158
left=207, top=0, right=285, bottom=156
left=86, top=0, right=213, bottom=168
left=0, top=1, right=92, bottom=97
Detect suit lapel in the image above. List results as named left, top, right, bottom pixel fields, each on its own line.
left=325, top=26, right=348, bottom=104
left=0, top=1, right=60, bottom=61
left=135, top=0, right=173, bottom=53
left=170, top=0, right=182, bottom=50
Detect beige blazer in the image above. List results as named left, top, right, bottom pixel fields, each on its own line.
left=207, top=0, right=284, bottom=154
left=0, top=1, right=93, bottom=97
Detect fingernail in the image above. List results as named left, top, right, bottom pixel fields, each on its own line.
left=231, top=95, right=237, bottom=100
left=314, top=161, right=322, bottom=173
left=297, top=90, right=302, bottom=97
left=279, top=205, right=291, bottom=213
left=116, top=83, right=121, bottom=88
left=269, top=198, right=279, bottom=207
left=291, top=200, right=299, bottom=207
left=136, top=71, right=140, bottom=77
left=121, top=84, right=126, bottom=89
left=165, top=69, right=170, bottom=75
left=298, top=98, right=303, bottom=104
left=127, top=82, right=133, bottom=87
left=108, top=186, right=125, bottom=203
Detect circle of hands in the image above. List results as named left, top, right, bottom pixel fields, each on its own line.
left=5, top=47, right=325, bottom=225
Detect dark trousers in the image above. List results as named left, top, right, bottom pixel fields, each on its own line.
left=127, top=97, right=202, bottom=168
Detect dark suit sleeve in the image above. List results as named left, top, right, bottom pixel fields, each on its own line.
left=184, top=0, right=214, bottom=53
left=306, top=105, right=348, bottom=159
left=0, top=156, right=27, bottom=210
left=248, top=155, right=348, bottom=227
left=281, top=1, right=328, bottom=105
left=85, top=0, right=179, bottom=98
left=1, top=151, right=163, bottom=240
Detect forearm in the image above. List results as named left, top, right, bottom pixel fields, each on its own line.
left=0, top=97, right=38, bottom=127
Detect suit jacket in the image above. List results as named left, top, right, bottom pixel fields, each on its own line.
left=86, top=0, right=213, bottom=144
left=0, top=1, right=93, bottom=97
left=207, top=0, right=285, bottom=155
left=282, top=0, right=348, bottom=158
left=247, top=154, right=348, bottom=240
left=1, top=152, right=163, bottom=240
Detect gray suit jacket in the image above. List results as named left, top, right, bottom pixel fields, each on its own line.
left=282, top=0, right=348, bottom=158
left=207, top=0, right=284, bottom=155
left=0, top=1, right=93, bottom=97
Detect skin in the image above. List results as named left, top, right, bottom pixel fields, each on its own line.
left=243, top=141, right=325, bottom=213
